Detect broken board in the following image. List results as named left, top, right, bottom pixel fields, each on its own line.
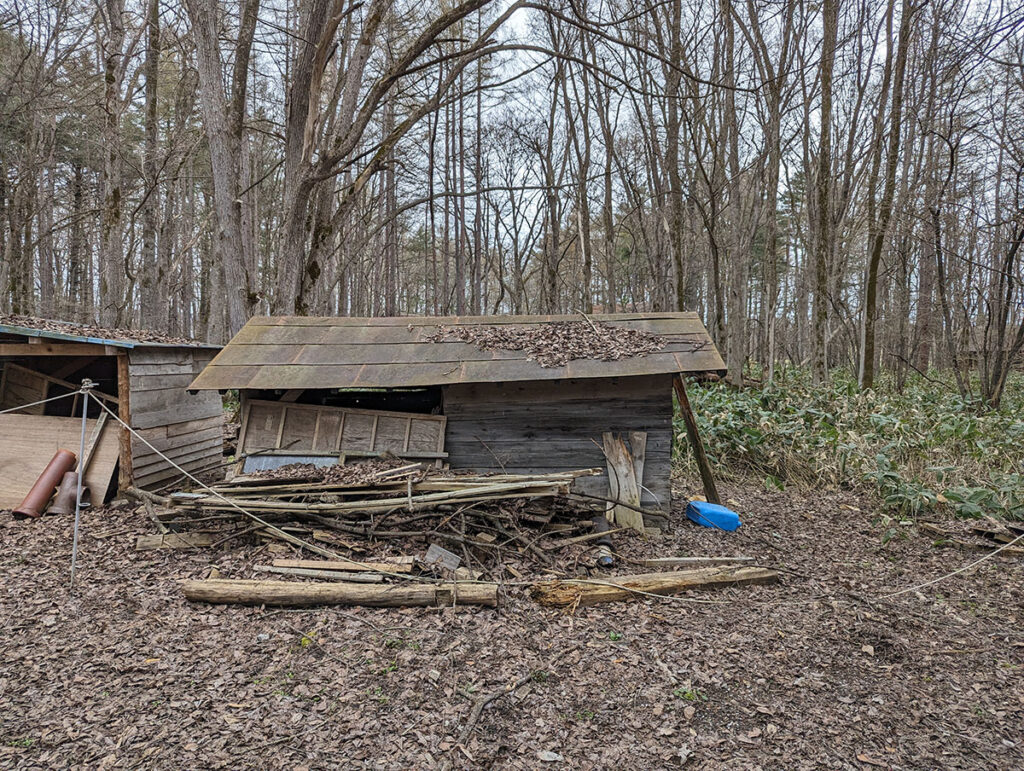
left=237, top=399, right=447, bottom=468
left=0, top=414, right=120, bottom=509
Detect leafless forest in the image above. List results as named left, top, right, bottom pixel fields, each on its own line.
left=1, top=0, right=1023, bottom=399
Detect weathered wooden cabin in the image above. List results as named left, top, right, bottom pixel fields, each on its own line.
left=0, top=317, right=224, bottom=504
left=189, top=313, right=724, bottom=509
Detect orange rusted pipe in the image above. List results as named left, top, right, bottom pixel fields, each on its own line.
left=13, top=449, right=77, bottom=519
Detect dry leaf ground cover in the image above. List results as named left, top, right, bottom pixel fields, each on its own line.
left=2, top=480, right=1022, bottom=770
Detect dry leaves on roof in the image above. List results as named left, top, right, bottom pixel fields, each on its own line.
left=426, top=318, right=667, bottom=367
left=0, top=314, right=207, bottom=346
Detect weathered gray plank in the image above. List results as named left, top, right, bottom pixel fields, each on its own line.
left=134, top=453, right=223, bottom=488
left=131, top=399, right=224, bottom=430
left=131, top=426, right=222, bottom=463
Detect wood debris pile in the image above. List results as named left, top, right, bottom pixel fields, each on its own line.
left=143, top=463, right=609, bottom=581
left=138, top=462, right=780, bottom=611
left=0, top=313, right=206, bottom=346
left=426, top=319, right=667, bottom=367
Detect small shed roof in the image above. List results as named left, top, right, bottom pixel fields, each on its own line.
left=0, top=315, right=219, bottom=350
left=189, top=313, right=724, bottom=391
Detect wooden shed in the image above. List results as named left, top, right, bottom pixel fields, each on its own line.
left=0, top=316, right=224, bottom=504
left=188, top=313, right=724, bottom=511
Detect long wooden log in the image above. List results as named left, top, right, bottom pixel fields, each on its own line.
left=530, top=566, right=778, bottom=608
left=213, top=469, right=599, bottom=495
left=182, top=579, right=499, bottom=608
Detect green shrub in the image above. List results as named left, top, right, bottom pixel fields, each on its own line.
left=675, top=368, right=1024, bottom=520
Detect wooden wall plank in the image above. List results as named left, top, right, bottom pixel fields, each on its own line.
left=125, top=348, right=224, bottom=488
left=0, top=414, right=120, bottom=508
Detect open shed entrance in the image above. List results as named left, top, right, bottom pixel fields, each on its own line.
left=236, top=388, right=445, bottom=473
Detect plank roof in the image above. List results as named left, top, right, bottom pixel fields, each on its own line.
left=188, top=313, right=725, bottom=390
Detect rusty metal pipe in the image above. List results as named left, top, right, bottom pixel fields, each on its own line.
left=13, top=449, right=77, bottom=519
left=47, top=471, right=91, bottom=516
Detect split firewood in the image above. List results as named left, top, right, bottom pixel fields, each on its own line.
left=182, top=578, right=499, bottom=608
left=530, top=566, right=779, bottom=608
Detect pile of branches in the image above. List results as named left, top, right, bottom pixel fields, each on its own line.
left=426, top=319, right=666, bottom=367
left=150, top=463, right=612, bottom=577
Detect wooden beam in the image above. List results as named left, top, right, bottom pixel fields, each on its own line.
left=50, top=357, right=96, bottom=380
left=0, top=342, right=110, bottom=357
left=117, top=353, right=133, bottom=490
left=673, top=375, right=720, bottom=505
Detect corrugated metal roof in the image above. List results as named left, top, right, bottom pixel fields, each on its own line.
left=189, top=313, right=725, bottom=390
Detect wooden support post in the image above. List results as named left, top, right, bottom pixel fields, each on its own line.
left=673, top=375, right=720, bottom=505
left=116, top=353, right=133, bottom=490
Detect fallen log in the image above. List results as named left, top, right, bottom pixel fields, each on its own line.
left=182, top=578, right=499, bottom=608
left=530, top=566, right=778, bottom=608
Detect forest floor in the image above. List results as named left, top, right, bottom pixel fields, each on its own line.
left=1, top=478, right=1022, bottom=770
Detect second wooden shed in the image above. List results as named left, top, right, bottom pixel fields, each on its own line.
left=189, top=313, right=723, bottom=512
left=0, top=316, right=224, bottom=503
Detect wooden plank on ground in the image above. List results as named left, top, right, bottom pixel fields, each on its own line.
left=531, top=566, right=779, bottom=608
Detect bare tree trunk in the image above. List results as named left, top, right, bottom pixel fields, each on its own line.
left=139, top=0, right=161, bottom=327
left=99, top=0, right=126, bottom=326
left=860, top=0, right=916, bottom=389
left=812, top=0, right=837, bottom=383
left=184, top=0, right=259, bottom=336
